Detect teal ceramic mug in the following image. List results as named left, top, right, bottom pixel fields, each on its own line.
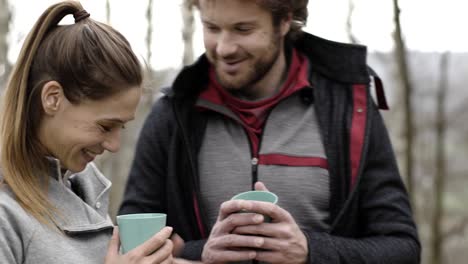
left=116, top=213, right=167, bottom=253
left=231, top=190, right=278, bottom=222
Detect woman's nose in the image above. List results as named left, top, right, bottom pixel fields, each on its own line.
left=101, top=130, right=121, bottom=153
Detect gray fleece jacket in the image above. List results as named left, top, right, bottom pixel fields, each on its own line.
left=0, top=160, right=113, bottom=264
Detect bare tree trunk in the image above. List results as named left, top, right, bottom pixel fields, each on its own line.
left=346, top=0, right=358, bottom=44
left=182, top=0, right=195, bottom=66
left=431, top=52, right=449, bottom=264
left=146, top=0, right=153, bottom=69
left=392, top=0, right=415, bottom=205
left=144, top=0, right=155, bottom=107
left=105, top=0, right=111, bottom=25
left=95, top=0, right=122, bottom=219
left=95, top=1, right=150, bottom=220
left=0, top=0, right=11, bottom=90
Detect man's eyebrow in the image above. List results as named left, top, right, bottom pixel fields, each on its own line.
left=201, top=17, right=258, bottom=25
left=201, top=19, right=258, bottom=25
left=234, top=20, right=258, bottom=25
left=201, top=19, right=215, bottom=25
left=102, top=117, right=134, bottom=123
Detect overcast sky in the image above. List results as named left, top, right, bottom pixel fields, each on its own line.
left=7, top=0, right=466, bottom=70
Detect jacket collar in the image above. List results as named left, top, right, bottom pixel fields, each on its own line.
left=166, top=32, right=370, bottom=99
left=294, top=33, right=369, bottom=84
left=47, top=158, right=113, bottom=234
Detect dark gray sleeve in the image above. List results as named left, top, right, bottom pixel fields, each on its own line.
left=304, top=104, right=420, bottom=264
left=180, top=239, right=207, bottom=260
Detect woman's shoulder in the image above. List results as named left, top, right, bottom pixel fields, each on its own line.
left=0, top=184, right=39, bottom=264
left=0, top=183, right=38, bottom=233
left=0, top=182, right=18, bottom=209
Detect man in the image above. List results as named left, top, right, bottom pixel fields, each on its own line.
left=119, top=0, right=420, bottom=263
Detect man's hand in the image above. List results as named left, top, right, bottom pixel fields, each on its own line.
left=172, top=259, right=203, bottom=264
left=105, top=226, right=174, bottom=264
left=201, top=200, right=267, bottom=263
left=232, top=182, right=309, bottom=264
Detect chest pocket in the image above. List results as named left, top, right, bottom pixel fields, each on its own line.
left=257, top=95, right=330, bottom=232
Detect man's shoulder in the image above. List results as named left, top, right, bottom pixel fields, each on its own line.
left=295, top=33, right=370, bottom=84
left=168, top=55, right=210, bottom=99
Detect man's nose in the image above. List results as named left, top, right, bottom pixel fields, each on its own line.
left=216, top=32, right=238, bottom=58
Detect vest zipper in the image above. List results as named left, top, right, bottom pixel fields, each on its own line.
left=248, top=108, right=273, bottom=190
left=251, top=157, right=259, bottom=189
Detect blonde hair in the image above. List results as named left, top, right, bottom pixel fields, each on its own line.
left=0, top=1, right=142, bottom=226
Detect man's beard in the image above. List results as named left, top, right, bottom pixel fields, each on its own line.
left=214, top=32, right=282, bottom=97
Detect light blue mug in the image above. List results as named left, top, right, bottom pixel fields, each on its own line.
left=231, top=190, right=278, bottom=204
left=231, top=190, right=278, bottom=222
left=116, top=213, right=167, bottom=253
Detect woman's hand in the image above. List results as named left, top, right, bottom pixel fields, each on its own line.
left=105, top=226, right=174, bottom=264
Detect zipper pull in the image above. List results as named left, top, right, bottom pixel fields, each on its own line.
left=251, top=157, right=259, bottom=190
left=251, top=157, right=258, bottom=172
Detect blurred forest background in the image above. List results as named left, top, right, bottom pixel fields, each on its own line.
left=1, top=0, right=467, bottom=263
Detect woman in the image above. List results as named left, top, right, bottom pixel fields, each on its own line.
left=0, top=1, right=173, bottom=263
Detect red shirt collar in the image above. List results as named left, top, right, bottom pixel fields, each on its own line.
left=199, top=48, right=310, bottom=108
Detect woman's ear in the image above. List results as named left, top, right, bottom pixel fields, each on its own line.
left=41, top=81, right=65, bottom=115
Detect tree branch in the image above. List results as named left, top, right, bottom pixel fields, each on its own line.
left=443, top=216, right=468, bottom=240
left=346, top=0, right=359, bottom=44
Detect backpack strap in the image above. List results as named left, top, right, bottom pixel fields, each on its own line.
left=368, top=67, right=389, bottom=110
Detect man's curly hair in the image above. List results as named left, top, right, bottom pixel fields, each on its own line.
left=189, top=0, right=309, bottom=41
